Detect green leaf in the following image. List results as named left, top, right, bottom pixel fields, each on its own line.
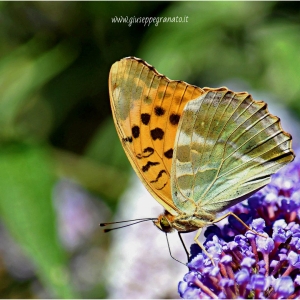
left=0, top=143, right=77, bottom=298
left=256, top=24, right=300, bottom=102
left=0, top=39, right=78, bottom=140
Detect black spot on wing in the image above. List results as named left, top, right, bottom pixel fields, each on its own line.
left=123, top=136, right=133, bottom=143
left=154, top=106, right=165, bottom=116
left=142, top=161, right=160, bottom=172
left=136, top=147, right=154, bottom=159
left=170, top=114, right=180, bottom=125
left=150, top=170, right=167, bottom=183
left=143, top=147, right=154, bottom=157
left=157, top=182, right=167, bottom=190
left=151, top=128, right=164, bottom=140
left=132, top=126, right=140, bottom=138
left=164, top=149, right=173, bottom=159
left=141, top=113, right=150, bottom=125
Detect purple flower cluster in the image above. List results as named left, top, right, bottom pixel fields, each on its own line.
left=179, top=152, right=300, bottom=299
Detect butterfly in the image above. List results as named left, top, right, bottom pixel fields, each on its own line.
left=106, top=56, right=295, bottom=262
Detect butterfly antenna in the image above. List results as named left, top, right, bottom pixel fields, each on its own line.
left=100, top=218, right=156, bottom=226
left=100, top=218, right=156, bottom=233
left=165, top=233, right=186, bottom=266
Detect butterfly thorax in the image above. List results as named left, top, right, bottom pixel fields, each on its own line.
left=154, top=210, right=216, bottom=233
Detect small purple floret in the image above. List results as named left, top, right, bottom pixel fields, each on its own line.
left=250, top=274, right=265, bottom=290
left=256, top=237, right=274, bottom=254
left=241, top=257, right=255, bottom=268
left=220, top=255, right=232, bottom=264
left=273, top=277, right=295, bottom=298
left=235, top=268, right=249, bottom=284
left=287, top=251, right=300, bottom=268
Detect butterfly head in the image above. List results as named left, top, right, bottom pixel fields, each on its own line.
left=153, top=211, right=175, bottom=233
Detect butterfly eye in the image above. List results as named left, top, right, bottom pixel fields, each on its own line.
left=160, top=216, right=172, bottom=232
left=153, top=215, right=173, bottom=233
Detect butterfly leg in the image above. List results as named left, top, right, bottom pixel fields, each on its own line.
left=165, top=233, right=186, bottom=266
left=178, top=232, right=189, bottom=261
left=212, top=212, right=267, bottom=238
left=194, top=228, right=215, bottom=266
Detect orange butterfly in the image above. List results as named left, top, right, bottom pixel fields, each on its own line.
left=102, top=57, right=294, bottom=263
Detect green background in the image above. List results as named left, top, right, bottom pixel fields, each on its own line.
left=0, top=1, right=299, bottom=298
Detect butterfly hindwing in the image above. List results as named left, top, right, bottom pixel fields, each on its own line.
left=172, top=87, right=294, bottom=214
left=109, top=57, right=203, bottom=215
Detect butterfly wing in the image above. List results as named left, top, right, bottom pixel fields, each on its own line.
left=172, top=87, right=295, bottom=214
left=109, top=57, right=203, bottom=215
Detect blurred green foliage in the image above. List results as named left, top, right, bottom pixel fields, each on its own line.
left=0, top=1, right=299, bottom=298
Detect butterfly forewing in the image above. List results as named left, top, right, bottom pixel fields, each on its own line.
left=172, top=87, right=294, bottom=214
left=109, top=57, right=203, bottom=215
